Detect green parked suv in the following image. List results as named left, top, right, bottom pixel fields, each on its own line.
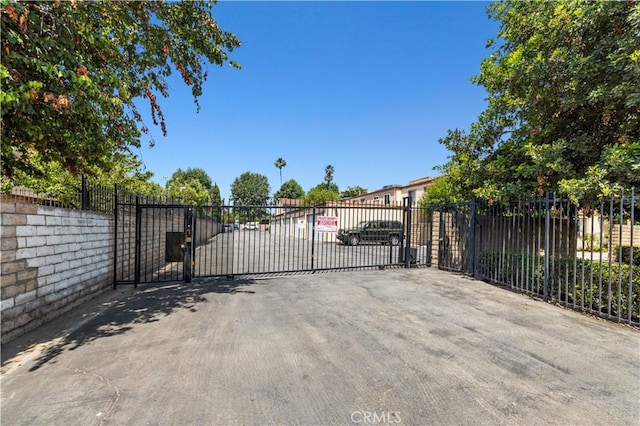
left=336, top=220, right=404, bottom=246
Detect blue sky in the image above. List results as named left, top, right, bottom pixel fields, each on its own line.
left=138, top=1, right=498, bottom=202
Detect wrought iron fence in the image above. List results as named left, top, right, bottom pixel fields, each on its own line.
left=439, top=189, right=638, bottom=326
left=0, top=177, right=179, bottom=214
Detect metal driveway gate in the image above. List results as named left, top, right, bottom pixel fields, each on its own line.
left=194, top=199, right=434, bottom=278
left=115, top=197, right=434, bottom=284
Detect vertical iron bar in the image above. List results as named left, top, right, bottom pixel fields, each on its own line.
left=580, top=205, right=586, bottom=310
left=311, top=207, right=316, bottom=270
left=589, top=203, right=595, bottom=312
left=572, top=202, right=578, bottom=308
left=405, top=196, right=413, bottom=268
left=470, top=200, right=477, bottom=277
left=523, top=200, right=528, bottom=292
left=134, top=196, right=141, bottom=288
left=81, top=175, right=88, bottom=210
left=431, top=206, right=435, bottom=269
left=509, top=203, right=515, bottom=287
left=523, top=201, right=528, bottom=292
left=500, top=203, right=505, bottom=284
left=145, top=205, right=150, bottom=282
left=550, top=193, right=557, bottom=300
left=193, top=207, right=198, bottom=277
left=543, top=192, right=550, bottom=301
left=608, top=194, right=614, bottom=317
left=598, top=198, right=605, bottom=315
left=437, top=205, right=443, bottom=269
left=617, top=189, right=624, bottom=320
left=628, top=187, right=635, bottom=323
left=113, top=184, right=118, bottom=289
left=564, top=197, right=570, bottom=305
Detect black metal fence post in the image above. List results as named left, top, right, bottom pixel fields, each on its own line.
left=617, top=188, right=625, bottom=319
left=134, top=195, right=141, bottom=289
left=543, top=192, right=550, bottom=301
left=470, top=199, right=477, bottom=277
left=311, top=206, right=316, bottom=270
left=405, top=196, right=413, bottom=268
left=629, top=187, right=635, bottom=323
left=81, top=175, right=89, bottom=210
left=113, top=183, right=118, bottom=289
left=437, top=204, right=444, bottom=269
left=427, top=206, right=434, bottom=267
left=191, top=206, right=197, bottom=278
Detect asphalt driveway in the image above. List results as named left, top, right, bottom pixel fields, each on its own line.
left=1, top=268, right=639, bottom=425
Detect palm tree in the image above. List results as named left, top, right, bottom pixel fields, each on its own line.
left=324, top=164, right=334, bottom=189
left=274, top=157, right=287, bottom=186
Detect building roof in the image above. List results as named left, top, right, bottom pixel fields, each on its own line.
left=405, top=176, right=434, bottom=187
left=343, top=176, right=436, bottom=200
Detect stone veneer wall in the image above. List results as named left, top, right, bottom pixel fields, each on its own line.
left=1, top=202, right=112, bottom=343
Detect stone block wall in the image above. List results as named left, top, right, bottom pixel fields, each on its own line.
left=611, top=224, right=639, bottom=249
left=1, top=202, right=112, bottom=343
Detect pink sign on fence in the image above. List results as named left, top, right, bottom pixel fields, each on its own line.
left=317, top=216, right=338, bottom=233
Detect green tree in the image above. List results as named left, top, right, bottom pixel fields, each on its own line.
left=230, top=172, right=271, bottom=219
left=167, top=168, right=213, bottom=192
left=274, top=157, right=287, bottom=186
left=339, top=186, right=367, bottom=199
left=6, top=152, right=163, bottom=202
left=324, top=165, right=335, bottom=189
left=167, top=178, right=209, bottom=205
left=417, top=176, right=462, bottom=207
left=439, top=0, right=640, bottom=202
left=274, top=179, right=305, bottom=200
left=1, top=1, right=240, bottom=188
left=303, top=183, right=339, bottom=206
left=166, top=167, right=218, bottom=205
left=210, top=183, right=222, bottom=206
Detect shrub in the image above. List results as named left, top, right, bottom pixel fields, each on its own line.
left=614, top=246, right=640, bottom=267
left=477, top=251, right=640, bottom=321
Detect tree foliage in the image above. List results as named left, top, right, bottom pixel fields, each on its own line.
left=339, top=186, right=367, bottom=199
left=324, top=165, right=335, bottom=190
left=1, top=0, right=240, bottom=188
left=274, top=179, right=304, bottom=200
left=210, top=183, right=222, bottom=206
left=167, top=179, right=208, bottom=206
left=274, top=157, right=287, bottom=186
left=167, top=168, right=212, bottom=191
left=439, top=0, right=640, bottom=202
left=4, top=150, right=163, bottom=199
left=417, top=176, right=462, bottom=207
left=166, top=167, right=218, bottom=205
left=303, top=183, right=339, bottom=206
left=230, top=172, right=271, bottom=218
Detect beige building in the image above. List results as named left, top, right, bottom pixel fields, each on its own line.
left=269, top=177, right=435, bottom=242
left=270, top=200, right=404, bottom=242
left=345, top=176, right=434, bottom=206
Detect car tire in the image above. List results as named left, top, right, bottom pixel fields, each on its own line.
left=348, top=235, right=360, bottom=246
left=389, top=235, right=400, bottom=246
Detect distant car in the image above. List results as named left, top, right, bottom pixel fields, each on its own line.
left=244, top=222, right=258, bottom=230
left=223, top=224, right=233, bottom=233
left=337, top=220, right=403, bottom=246
left=233, top=223, right=239, bottom=230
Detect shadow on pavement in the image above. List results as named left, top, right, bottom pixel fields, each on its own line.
left=7, top=277, right=261, bottom=373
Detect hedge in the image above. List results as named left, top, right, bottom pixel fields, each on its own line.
left=614, top=246, right=640, bottom=267
left=477, top=251, right=639, bottom=322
